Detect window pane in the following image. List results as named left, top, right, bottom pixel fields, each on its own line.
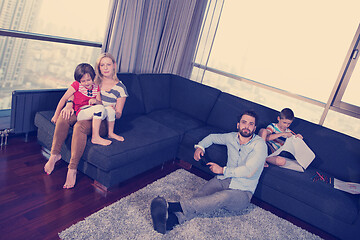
left=206, top=0, right=360, bottom=103
left=324, top=110, right=360, bottom=139
left=0, top=36, right=102, bottom=110
left=200, top=70, right=324, bottom=124
left=194, top=0, right=223, bottom=66
left=342, top=59, right=360, bottom=106
left=0, top=0, right=110, bottom=42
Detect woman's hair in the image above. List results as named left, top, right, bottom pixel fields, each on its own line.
left=74, top=63, right=95, bottom=82
left=94, top=52, right=120, bottom=85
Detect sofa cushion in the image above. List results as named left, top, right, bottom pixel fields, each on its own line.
left=207, top=92, right=278, bottom=132
left=117, top=73, right=145, bottom=116
left=138, top=74, right=172, bottom=113
left=170, top=75, right=221, bottom=122
left=258, top=166, right=359, bottom=224
left=83, top=115, right=181, bottom=172
left=146, top=109, right=205, bottom=136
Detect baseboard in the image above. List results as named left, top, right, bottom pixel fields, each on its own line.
left=177, top=159, right=192, bottom=170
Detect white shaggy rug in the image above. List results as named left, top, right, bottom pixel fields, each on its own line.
left=59, top=169, right=322, bottom=240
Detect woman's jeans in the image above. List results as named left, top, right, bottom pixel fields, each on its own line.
left=50, top=114, right=106, bottom=169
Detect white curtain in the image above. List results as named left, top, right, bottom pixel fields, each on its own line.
left=106, top=0, right=208, bottom=78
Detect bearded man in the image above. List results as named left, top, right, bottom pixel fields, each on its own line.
left=150, top=110, right=267, bottom=234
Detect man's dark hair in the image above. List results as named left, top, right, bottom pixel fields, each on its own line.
left=74, top=63, right=95, bottom=82
left=279, top=108, right=294, bottom=120
left=238, top=110, right=258, bottom=126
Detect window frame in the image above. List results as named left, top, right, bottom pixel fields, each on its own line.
left=320, top=24, right=360, bottom=122
left=0, top=28, right=102, bottom=48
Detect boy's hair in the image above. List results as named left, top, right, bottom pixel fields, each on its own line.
left=279, top=108, right=295, bottom=120
left=74, top=63, right=95, bottom=82
left=94, top=52, right=120, bottom=85
left=238, top=110, right=258, bottom=126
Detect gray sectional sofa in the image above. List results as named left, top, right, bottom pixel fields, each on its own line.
left=32, top=73, right=360, bottom=239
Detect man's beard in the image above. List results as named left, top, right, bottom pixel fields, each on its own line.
left=239, top=128, right=254, bottom=137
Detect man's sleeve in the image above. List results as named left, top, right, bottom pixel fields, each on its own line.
left=194, top=133, right=229, bottom=152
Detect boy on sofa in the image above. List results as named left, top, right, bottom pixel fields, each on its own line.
left=259, top=108, right=303, bottom=167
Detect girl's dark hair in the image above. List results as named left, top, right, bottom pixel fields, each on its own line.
left=279, top=108, right=295, bottom=120
left=74, top=63, right=95, bottom=82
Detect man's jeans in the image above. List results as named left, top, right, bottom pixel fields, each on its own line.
left=175, top=177, right=252, bottom=224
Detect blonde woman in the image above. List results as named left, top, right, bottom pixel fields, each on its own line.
left=94, top=53, right=128, bottom=142
left=45, top=53, right=127, bottom=189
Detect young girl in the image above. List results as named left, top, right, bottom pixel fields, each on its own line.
left=94, top=53, right=128, bottom=141
left=51, top=63, right=111, bottom=146
left=44, top=63, right=110, bottom=189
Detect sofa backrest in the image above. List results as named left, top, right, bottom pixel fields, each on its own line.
left=170, top=75, right=221, bottom=122
left=138, top=74, right=172, bottom=113
left=207, top=92, right=279, bottom=132
left=117, top=73, right=145, bottom=116
left=119, top=73, right=360, bottom=182
left=291, top=118, right=360, bottom=182
left=208, top=92, right=360, bottom=182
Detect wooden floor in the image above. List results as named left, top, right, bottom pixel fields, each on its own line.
left=0, top=134, right=337, bottom=240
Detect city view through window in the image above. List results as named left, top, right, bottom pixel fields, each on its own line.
left=0, top=0, right=110, bottom=110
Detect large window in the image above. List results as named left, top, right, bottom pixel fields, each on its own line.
left=192, top=0, right=360, bottom=139
left=0, top=0, right=111, bottom=110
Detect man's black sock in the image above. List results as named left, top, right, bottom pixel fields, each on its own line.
left=166, top=212, right=179, bottom=230
left=168, top=202, right=183, bottom=213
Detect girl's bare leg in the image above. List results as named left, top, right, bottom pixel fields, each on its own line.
left=107, top=121, right=124, bottom=141
left=91, top=118, right=112, bottom=146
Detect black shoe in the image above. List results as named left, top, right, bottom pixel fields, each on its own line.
left=150, top=196, right=168, bottom=234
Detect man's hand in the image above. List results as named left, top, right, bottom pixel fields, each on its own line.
left=207, top=162, right=224, bottom=174
left=194, top=147, right=204, bottom=161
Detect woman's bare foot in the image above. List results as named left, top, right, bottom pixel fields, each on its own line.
left=91, top=136, right=112, bottom=146
left=63, top=168, right=77, bottom=189
left=44, top=154, right=62, bottom=175
left=108, top=133, right=124, bottom=142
